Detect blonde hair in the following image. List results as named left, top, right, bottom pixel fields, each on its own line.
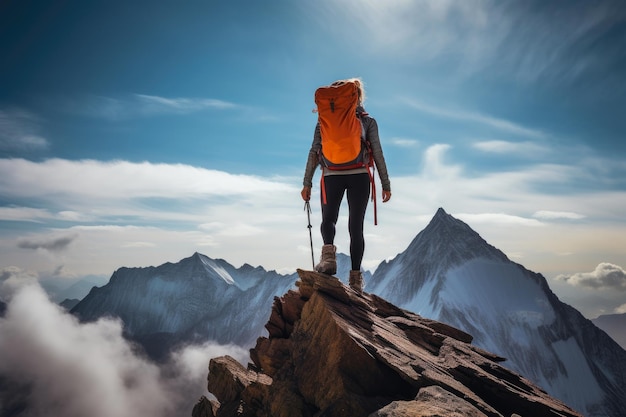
left=313, top=77, right=366, bottom=113
left=331, top=77, right=366, bottom=104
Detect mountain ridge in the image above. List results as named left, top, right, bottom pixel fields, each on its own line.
left=71, top=252, right=297, bottom=359
left=592, top=313, right=626, bottom=349
left=69, top=208, right=626, bottom=416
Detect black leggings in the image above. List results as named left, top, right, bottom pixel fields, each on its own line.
left=320, top=173, right=370, bottom=271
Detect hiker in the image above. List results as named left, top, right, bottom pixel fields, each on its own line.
left=301, top=78, right=391, bottom=293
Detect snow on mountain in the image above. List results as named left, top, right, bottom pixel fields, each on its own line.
left=69, top=252, right=367, bottom=361
left=368, top=208, right=626, bottom=417
left=592, top=313, right=626, bottom=349
left=71, top=252, right=297, bottom=360
left=69, top=208, right=625, bottom=416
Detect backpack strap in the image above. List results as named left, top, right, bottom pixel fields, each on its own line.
left=320, top=167, right=328, bottom=205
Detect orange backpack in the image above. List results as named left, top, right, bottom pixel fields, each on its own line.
left=314, top=81, right=368, bottom=169
left=314, top=81, right=379, bottom=224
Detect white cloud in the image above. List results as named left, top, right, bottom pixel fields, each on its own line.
left=389, top=138, right=419, bottom=148
left=199, top=221, right=264, bottom=238
left=533, top=211, right=586, bottom=221
left=0, top=158, right=293, bottom=203
left=557, top=263, right=626, bottom=291
left=457, top=213, right=544, bottom=227
left=0, top=206, right=55, bottom=222
left=615, top=304, right=626, bottom=314
left=0, top=266, right=39, bottom=300
left=121, top=241, right=157, bottom=248
left=421, top=144, right=461, bottom=180
left=473, top=140, right=548, bottom=156
left=0, top=279, right=248, bottom=417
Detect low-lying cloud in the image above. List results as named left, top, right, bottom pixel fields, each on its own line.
left=0, top=279, right=249, bottom=417
left=557, top=263, right=626, bottom=291
left=17, top=234, right=79, bottom=252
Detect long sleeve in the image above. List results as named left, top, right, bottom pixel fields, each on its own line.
left=363, top=117, right=391, bottom=191
left=303, top=123, right=321, bottom=188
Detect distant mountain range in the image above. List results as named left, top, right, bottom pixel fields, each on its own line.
left=72, top=254, right=297, bottom=359
left=43, top=274, right=109, bottom=304
left=70, top=208, right=626, bottom=417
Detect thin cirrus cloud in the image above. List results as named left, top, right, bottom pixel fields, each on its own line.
left=65, top=94, right=238, bottom=120
left=389, top=138, right=419, bottom=148
left=0, top=206, right=55, bottom=222
left=457, top=212, right=544, bottom=227
left=321, top=1, right=623, bottom=87
left=402, top=98, right=548, bottom=139
left=0, top=109, right=49, bottom=152
left=134, top=94, right=238, bottom=114
left=472, top=140, right=549, bottom=156
left=318, top=0, right=495, bottom=59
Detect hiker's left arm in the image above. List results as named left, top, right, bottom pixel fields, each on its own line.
left=303, top=123, right=322, bottom=189
left=366, top=118, right=391, bottom=195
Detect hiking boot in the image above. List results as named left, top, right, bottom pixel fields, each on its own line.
left=349, top=270, right=364, bottom=294
left=315, top=244, right=337, bottom=275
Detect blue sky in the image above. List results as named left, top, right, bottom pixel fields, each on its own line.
left=1, top=0, right=626, bottom=318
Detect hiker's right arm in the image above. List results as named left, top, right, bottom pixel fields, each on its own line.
left=303, top=123, right=322, bottom=189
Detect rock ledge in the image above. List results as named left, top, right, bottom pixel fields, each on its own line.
left=194, top=269, right=582, bottom=417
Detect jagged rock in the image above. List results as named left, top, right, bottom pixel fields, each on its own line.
left=192, top=395, right=219, bottom=417
left=372, top=385, right=487, bottom=417
left=206, top=270, right=583, bottom=417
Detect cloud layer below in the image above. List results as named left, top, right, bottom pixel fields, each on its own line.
left=0, top=274, right=248, bottom=417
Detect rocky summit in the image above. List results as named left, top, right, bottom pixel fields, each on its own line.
left=193, top=270, right=582, bottom=417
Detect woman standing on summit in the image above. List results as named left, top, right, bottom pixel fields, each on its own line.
left=301, top=78, right=391, bottom=293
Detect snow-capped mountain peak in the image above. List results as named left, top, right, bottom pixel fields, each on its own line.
left=367, top=209, right=626, bottom=417
left=71, top=253, right=297, bottom=359
left=409, top=207, right=508, bottom=265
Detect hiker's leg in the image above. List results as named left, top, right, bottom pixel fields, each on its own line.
left=320, top=175, right=346, bottom=245
left=346, top=173, right=370, bottom=271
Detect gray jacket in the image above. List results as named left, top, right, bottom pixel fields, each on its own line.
left=303, top=108, right=391, bottom=191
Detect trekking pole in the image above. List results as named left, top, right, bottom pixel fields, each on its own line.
left=304, top=200, right=315, bottom=269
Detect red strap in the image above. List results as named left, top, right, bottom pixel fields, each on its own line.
left=320, top=168, right=327, bottom=205
left=367, top=163, right=377, bottom=226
